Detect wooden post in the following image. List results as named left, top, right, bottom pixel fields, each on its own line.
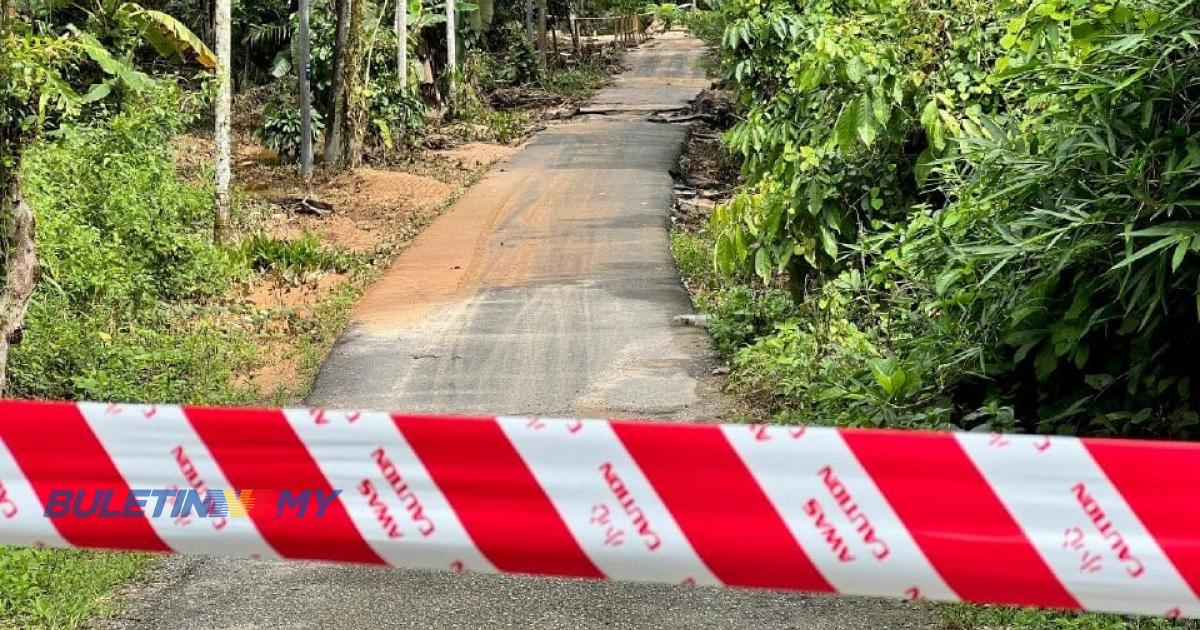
left=298, top=0, right=314, bottom=183
left=2, top=0, right=16, bottom=30
left=213, top=0, right=232, bottom=242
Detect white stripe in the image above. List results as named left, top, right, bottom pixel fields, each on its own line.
left=78, top=402, right=278, bottom=559
left=497, top=416, right=719, bottom=586
left=283, top=409, right=495, bottom=574
left=723, top=425, right=957, bottom=601
left=958, top=433, right=1200, bottom=617
left=0, top=436, right=69, bottom=549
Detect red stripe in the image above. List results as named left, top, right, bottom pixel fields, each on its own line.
left=184, top=406, right=383, bottom=565
left=1085, top=437, right=1200, bottom=598
left=611, top=422, right=834, bottom=592
left=842, top=429, right=1079, bottom=609
left=393, top=414, right=604, bottom=579
left=0, top=401, right=169, bottom=552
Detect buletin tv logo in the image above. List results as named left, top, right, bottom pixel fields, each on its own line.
left=43, top=489, right=342, bottom=519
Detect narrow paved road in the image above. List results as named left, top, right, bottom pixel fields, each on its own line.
left=310, top=34, right=721, bottom=420
left=108, top=33, right=935, bottom=630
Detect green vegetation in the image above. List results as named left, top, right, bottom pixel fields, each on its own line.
left=0, top=86, right=259, bottom=630
left=258, top=83, right=327, bottom=160
left=672, top=0, right=1200, bottom=627
left=645, top=3, right=684, bottom=30
left=693, top=0, right=1200, bottom=438
left=240, top=231, right=360, bottom=278
left=0, top=548, right=151, bottom=629
left=940, top=604, right=1192, bottom=630
left=540, top=63, right=611, bottom=99
left=10, top=86, right=255, bottom=405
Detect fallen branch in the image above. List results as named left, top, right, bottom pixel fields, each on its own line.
left=277, top=196, right=335, bottom=217
left=648, top=112, right=711, bottom=124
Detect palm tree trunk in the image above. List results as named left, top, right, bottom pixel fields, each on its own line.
left=524, top=0, right=533, bottom=51
left=298, top=0, right=314, bottom=183
left=395, top=0, right=407, bottom=86
left=446, top=0, right=457, bottom=73
left=479, top=0, right=494, bottom=31
left=213, top=0, right=233, bottom=242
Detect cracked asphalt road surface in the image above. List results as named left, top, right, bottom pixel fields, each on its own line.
left=105, top=32, right=938, bottom=630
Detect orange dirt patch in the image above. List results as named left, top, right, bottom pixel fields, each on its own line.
left=433, top=143, right=519, bottom=169
left=259, top=168, right=452, bottom=254
left=173, top=134, right=277, bottom=180
left=241, top=273, right=351, bottom=398
left=350, top=168, right=453, bottom=211
left=350, top=165, right=539, bottom=332
left=230, top=159, right=469, bottom=399
left=244, top=273, right=349, bottom=318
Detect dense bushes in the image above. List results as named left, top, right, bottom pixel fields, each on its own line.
left=9, top=86, right=254, bottom=404
left=705, top=0, right=1200, bottom=437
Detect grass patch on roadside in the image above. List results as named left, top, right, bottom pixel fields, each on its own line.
left=0, top=548, right=152, bottom=630
left=541, top=64, right=611, bottom=100
left=939, top=605, right=1197, bottom=630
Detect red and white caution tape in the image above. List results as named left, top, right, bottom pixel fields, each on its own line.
left=1, top=400, right=1198, bottom=618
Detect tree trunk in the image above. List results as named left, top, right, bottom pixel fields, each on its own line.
left=396, top=0, right=407, bottom=87
left=468, top=1, right=482, bottom=35
left=325, top=0, right=353, bottom=166
left=567, top=1, right=580, bottom=56
left=0, top=181, right=38, bottom=395
left=524, top=0, right=533, bottom=52
left=342, top=0, right=367, bottom=168
left=536, top=0, right=547, bottom=67
left=0, top=0, right=16, bottom=31
left=213, top=0, right=233, bottom=243
left=298, top=0, right=314, bottom=184
left=446, top=0, right=457, bottom=74
left=551, top=20, right=558, bottom=64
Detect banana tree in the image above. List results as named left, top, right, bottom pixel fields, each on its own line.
left=48, top=0, right=217, bottom=68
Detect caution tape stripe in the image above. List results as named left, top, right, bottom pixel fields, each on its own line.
left=0, top=400, right=1197, bottom=619
left=724, top=424, right=956, bottom=601
left=283, top=409, right=496, bottom=574
left=616, top=422, right=835, bottom=593
left=497, top=416, right=718, bottom=586
left=6, top=402, right=171, bottom=552
left=0, top=430, right=67, bottom=549
left=1086, top=438, right=1200, bottom=603
left=960, top=432, right=1198, bottom=616
left=79, top=402, right=281, bottom=560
